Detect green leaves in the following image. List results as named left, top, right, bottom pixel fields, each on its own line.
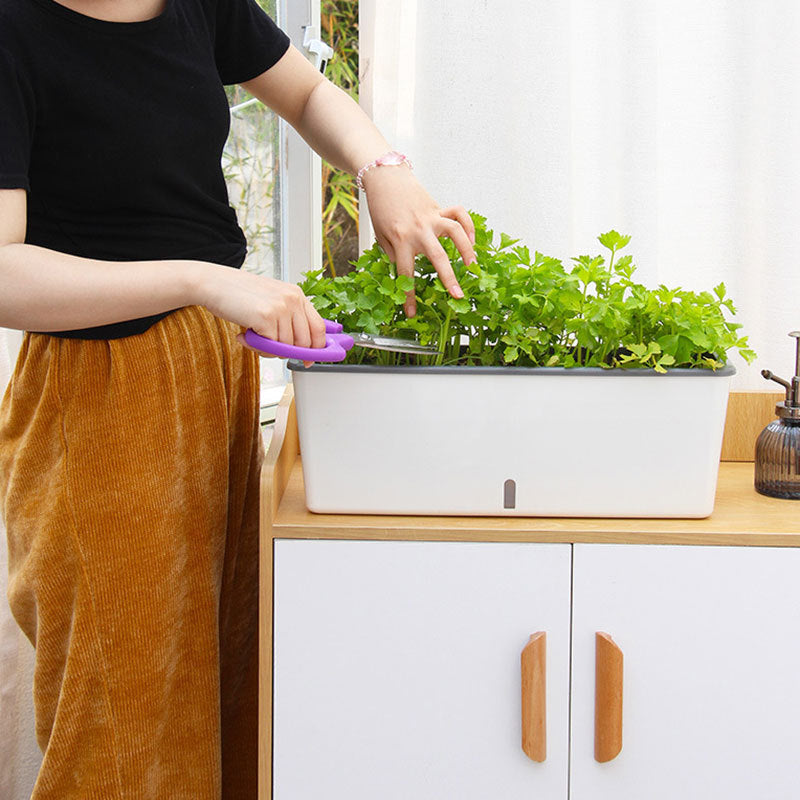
left=499, top=232, right=521, bottom=250
left=298, top=216, right=756, bottom=370
left=598, top=230, right=632, bottom=253
left=396, top=274, right=415, bottom=293
left=447, top=298, right=472, bottom=314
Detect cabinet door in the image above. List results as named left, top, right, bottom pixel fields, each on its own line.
left=273, top=540, right=572, bottom=799
left=571, top=544, right=800, bottom=799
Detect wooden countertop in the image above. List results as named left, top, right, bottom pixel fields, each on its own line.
left=263, top=389, right=800, bottom=547
left=272, top=459, right=800, bottom=546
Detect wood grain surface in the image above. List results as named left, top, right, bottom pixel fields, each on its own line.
left=721, top=391, right=782, bottom=462
left=594, top=632, right=624, bottom=763
left=259, top=386, right=297, bottom=800
left=521, top=632, right=547, bottom=762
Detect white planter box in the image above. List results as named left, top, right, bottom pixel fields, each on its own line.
left=288, top=363, right=734, bottom=518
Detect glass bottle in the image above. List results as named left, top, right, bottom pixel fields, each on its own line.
left=755, top=331, right=800, bottom=499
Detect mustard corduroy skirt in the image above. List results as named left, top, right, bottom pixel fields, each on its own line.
left=0, top=306, right=263, bottom=800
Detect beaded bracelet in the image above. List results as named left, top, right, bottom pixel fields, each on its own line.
left=356, top=151, right=413, bottom=191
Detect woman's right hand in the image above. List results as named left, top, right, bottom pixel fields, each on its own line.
left=195, top=263, right=327, bottom=354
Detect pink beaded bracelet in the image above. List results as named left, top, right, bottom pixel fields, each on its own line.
left=356, top=151, right=413, bottom=191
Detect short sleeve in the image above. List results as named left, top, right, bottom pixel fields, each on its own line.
left=0, top=47, right=34, bottom=191
left=214, top=0, right=291, bottom=85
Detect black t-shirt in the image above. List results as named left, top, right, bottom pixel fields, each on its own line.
left=0, top=0, right=290, bottom=338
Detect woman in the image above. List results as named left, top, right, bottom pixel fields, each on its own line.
left=0, top=0, right=476, bottom=796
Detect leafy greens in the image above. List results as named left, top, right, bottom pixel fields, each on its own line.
left=299, top=213, right=756, bottom=370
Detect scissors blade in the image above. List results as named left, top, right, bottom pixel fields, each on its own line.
left=350, top=333, right=441, bottom=355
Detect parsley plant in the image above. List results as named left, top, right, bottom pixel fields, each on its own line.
left=299, top=213, right=756, bottom=370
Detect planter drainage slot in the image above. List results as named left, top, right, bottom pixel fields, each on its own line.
left=503, top=479, right=516, bottom=509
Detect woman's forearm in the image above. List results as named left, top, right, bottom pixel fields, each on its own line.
left=0, top=243, right=209, bottom=331
left=0, top=243, right=327, bottom=349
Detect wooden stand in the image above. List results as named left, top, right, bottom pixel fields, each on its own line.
left=258, top=386, right=797, bottom=799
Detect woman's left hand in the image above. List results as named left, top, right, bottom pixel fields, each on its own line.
left=361, top=166, right=476, bottom=317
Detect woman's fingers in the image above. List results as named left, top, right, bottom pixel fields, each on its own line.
left=305, top=298, right=327, bottom=348
left=292, top=308, right=312, bottom=348
left=377, top=233, right=396, bottom=263
left=361, top=171, right=476, bottom=309
left=283, top=292, right=325, bottom=367
left=440, top=205, right=476, bottom=245
left=385, top=217, right=474, bottom=317
left=376, top=209, right=475, bottom=316
left=421, top=234, right=463, bottom=300
left=266, top=287, right=324, bottom=349
left=276, top=313, right=294, bottom=347
left=394, top=244, right=417, bottom=316
left=437, top=217, right=476, bottom=268
left=289, top=297, right=326, bottom=367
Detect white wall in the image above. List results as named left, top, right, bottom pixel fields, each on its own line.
left=360, top=0, right=800, bottom=389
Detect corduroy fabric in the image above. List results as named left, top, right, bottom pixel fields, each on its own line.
left=0, top=306, right=263, bottom=799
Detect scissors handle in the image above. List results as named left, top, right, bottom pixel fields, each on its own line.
left=243, top=319, right=354, bottom=362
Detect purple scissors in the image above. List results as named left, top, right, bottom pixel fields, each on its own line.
left=244, top=319, right=440, bottom=363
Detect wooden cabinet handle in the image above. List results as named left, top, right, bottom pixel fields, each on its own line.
left=521, top=631, right=546, bottom=762
left=595, top=632, right=623, bottom=762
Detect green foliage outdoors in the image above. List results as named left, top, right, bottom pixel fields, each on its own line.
left=222, top=0, right=359, bottom=279
left=300, top=213, right=757, bottom=370
left=321, top=0, right=360, bottom=277
left=223, top=0, right=281, bottom=279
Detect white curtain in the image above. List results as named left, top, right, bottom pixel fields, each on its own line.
left=0, top=327, right=40, bottom=800
left=360, top=0, right=800, bottom=388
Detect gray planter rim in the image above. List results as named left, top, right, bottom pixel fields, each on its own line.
left=288, top=361, right=736, bottom=378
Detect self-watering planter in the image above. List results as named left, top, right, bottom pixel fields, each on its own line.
left=289, top=362, right=734, bottom=518
left=292, top=219, right=753, bottom=518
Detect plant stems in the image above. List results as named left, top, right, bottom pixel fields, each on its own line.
left=436, top=306, right=453, bottom=367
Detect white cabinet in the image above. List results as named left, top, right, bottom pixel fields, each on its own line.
left=571, top=544, right=800, bottom=799
left=272, top=540, right=572, bottom=799
left=272, top=540, right=800, bottom=799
